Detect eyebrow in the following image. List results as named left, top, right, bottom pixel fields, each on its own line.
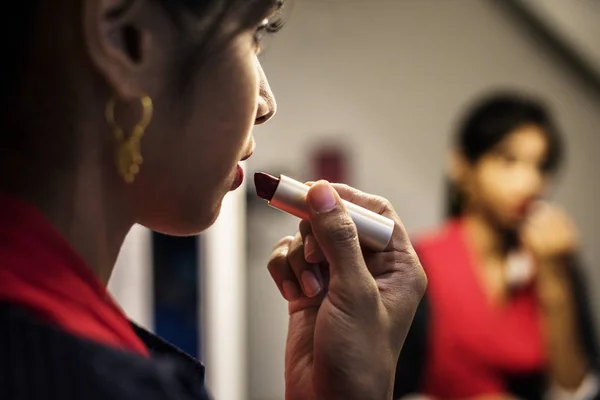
left=266, top=0, right=284, bottom=21
left=246, top=0, right=283, bottom=26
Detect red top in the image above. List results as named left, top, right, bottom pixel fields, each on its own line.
left=0, top=192, right=149, bottom=357
left=416, top=219, right=544, bottom=398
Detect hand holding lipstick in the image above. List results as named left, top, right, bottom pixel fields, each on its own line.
left=267, top=181, right=427, bottom=400
left=521, top=202, right=580, bottom=266
left=521, top=203, right=590, bottom=392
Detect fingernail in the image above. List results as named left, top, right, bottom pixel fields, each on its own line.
left=304, top=234, right=321, bottom=263
left=309, top=182, right=337, bottom=213
left=282, top=280, right=300, bottom=302
left=301, top=269, right=322, bottom=298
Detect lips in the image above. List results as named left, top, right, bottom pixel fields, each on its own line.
left=230, top=146, right=254, bottom=191
left=515, top=199, right=535, bottom=217
left=231, top=165, right=244, bottom=191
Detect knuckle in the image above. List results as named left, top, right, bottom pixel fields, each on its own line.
left=326, top=216, right=358, bottom=245
left=369, top=194, right=397, bottom=218
left=272, top=236, right=294, bottom=252
left=413, top=267, right=428, bottom=297
left=373, top=194, right=392, bottom=209
left=358, top=190, right=392, bottom=212
left=330, top=279, right=381, bottom=315
left=267, top=237, right=294, bottom=269
left=266, top=253, right=286, bottom=274
left=362, top=281, right=383, bottom=307
left=287, top=241, right=304, bottom=265
left=378, top=197, right=396, bottom=215
left=268, top=248, right=286, bottom=264
left=390, top=247, right=427, bottom=296
left=336, top=183, right=353, bottom=192
left=286, top=237, right=310, bottom=273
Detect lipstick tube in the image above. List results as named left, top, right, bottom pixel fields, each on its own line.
left=255, top=174, right=394, bottom=251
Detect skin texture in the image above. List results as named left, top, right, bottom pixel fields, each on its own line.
left=0, top=1, right=428, bottom=399
left=268, top=182, right=427, bottom=400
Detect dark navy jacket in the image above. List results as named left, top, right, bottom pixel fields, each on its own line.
left=0, top=302, right=210, bottom=399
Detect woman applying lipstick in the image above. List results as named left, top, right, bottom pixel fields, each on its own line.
left=0, top=1, right=426, bottom=399
left=393, top=92, right=599, bottom=399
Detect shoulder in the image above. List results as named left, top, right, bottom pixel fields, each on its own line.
left=0, top=303, right=210, bottom=400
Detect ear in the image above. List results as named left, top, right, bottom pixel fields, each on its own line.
left=447, top=149, right=470, bottom=185
left=82, top=0, right=169, bottom=100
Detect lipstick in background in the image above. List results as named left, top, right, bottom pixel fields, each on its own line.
left=254, top=173, right=394, bottom=252
left=313, top=146, right=348, bottom=184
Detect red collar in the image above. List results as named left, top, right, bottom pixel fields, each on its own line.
left=0, top=192, right=149, bottom=357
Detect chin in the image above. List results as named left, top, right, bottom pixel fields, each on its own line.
left=201, top=202, right=224, bottom=231
left=497, top=215, right=525, bottom=233
left=146, top=200, right=224, bottom=237
left=182, top=206, right=223, bottom=236
left=486, top=209, right=518, bottom=232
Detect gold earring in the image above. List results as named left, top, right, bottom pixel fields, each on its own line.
left=105, top=95, right=153, bottom=183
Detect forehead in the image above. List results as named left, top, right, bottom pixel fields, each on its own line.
left=495, top=124, right=548, bottom=156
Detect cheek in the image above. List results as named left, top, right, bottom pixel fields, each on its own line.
left=139, top=39, right=259, bottom=200
left=180, top=47, right=259, bottom=176
left=200, top=51, right=259, bottom=162
left=472, top=167, right=513, bottom=208
left=129, top=41, right=260, bottom=235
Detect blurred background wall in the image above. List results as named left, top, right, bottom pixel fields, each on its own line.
left=109, top=1, right=600, bottom=399
left=515, top=0, right=600, bottom=75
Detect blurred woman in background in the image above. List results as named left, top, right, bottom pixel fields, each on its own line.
left=394, top=92, right=599, bottom=400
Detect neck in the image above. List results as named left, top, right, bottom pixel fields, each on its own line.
left=0, top=152, right=133, bottom=286
left=462, top=211, right=514, bottom=261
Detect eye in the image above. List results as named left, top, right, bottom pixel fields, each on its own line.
left=493, top=149, right=518, bottom=166
left=253, top=19, right=269, bottom=49
left=501, top=153, right=518, bottom=165
left=503, top=153, right=517, bottom=162
left=253, top=17, right=284, bottom=53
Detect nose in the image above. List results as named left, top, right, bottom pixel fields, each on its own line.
left=255, top=61, right=276, bottom=125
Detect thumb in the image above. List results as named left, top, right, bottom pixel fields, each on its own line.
left=306, top=181, right=369, bottom=283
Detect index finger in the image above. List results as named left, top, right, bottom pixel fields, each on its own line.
left=328, top=183, right=410, bottom=252
left=328, top=184, right=395, bottom=217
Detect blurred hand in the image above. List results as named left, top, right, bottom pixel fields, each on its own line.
left=267, top=181, right=427, bottom=400
left=521, top=202, right=579, bottom=264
